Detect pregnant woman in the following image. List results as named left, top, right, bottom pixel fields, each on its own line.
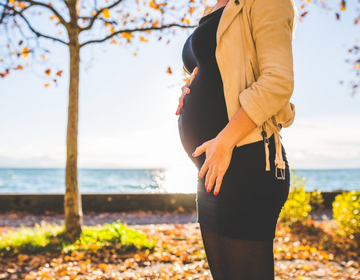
left=177, top=0, right=298, bottom=279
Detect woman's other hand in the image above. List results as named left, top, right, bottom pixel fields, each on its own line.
left=192, top=136, right=233, bottom=196
left=176, top=66, right=198, bottom=115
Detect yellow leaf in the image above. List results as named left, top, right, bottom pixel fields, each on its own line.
left=102, top=8, right=110, bottom=18
left=45, top=83, right=50, bottom=87
left=9, top=0, right=14, bottom=5
left=42, top=55, right=46, bottom=60
left=98, top=263, right=107, bottom=269
left=140, top=36, right=148, bottom=42
left=22, top=47, right=29, bottom=58
left=110, top=27, right=115, bottom=33
left=133, top=52, right=137, bottom=56
left=121, top=32, right=133, bottom=41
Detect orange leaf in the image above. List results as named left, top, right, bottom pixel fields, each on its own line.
left=166, top=67, right=172, bottom=74
left=22, top=47, right=30, bottom=58
left=102, top=8, right=110, bottom=18
left=56, top=70, right=62, bottom=76
left=140, top=36, right=148, bottom=42
left=45, top=83, right=50, bottom=87
left=45, top=69, right=51, bottom=76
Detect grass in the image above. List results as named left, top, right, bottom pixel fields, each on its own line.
left=0, top=219, right=156, bottom=256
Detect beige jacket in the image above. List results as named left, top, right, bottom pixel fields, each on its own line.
left=182, top=0, right=297, bottom=179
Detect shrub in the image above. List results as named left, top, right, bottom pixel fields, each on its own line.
left=333, top=191, right=360, bottom=238
left=279, top=171, right=312, bottom=225
left=309, top=189, right=324, bottom=212
left=0, top=220, right=155, bottom=256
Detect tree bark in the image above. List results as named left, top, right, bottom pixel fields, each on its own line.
left=64, top=35, right=82, bottom=241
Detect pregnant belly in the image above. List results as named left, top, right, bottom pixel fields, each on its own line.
left=177, top=75, right=229, bottom=158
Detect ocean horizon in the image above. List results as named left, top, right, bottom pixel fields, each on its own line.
left=0, top=167, right=359, bottom=194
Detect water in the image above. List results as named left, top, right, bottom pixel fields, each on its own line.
left=0, top=168, right=359, bottom=194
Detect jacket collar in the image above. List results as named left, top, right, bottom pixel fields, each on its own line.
left=216, top=0, right=245, bottom=44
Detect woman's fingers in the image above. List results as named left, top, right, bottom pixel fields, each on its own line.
left=198, top=160, right=210, bottom=180
left=206, top=168, right=216, bottom=192
left=176, top=66, right=198, bottom=115
left=192, top=141, right=207, bottom=158
left=213, top=173, right=224, bottom=196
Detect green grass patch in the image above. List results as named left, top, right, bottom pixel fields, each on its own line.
left=0, top=219, right=156, bottom=256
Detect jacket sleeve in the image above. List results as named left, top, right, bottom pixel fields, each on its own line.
left=239, top=0, right=295, bottom=127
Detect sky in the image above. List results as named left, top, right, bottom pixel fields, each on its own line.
left=0, top=0, right=360, bottom=170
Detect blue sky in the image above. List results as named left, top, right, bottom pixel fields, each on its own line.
left=0, top=0, right=359, bottom=170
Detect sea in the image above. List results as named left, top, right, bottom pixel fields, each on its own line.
left=0, top=168, right=359, bottom=194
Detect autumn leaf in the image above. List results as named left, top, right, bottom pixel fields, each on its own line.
left=56, top=70, right=62, bottom=76
left=340, top=0, right=346, bottom=11
left=102, top=8, right=110, bottom=18
left=121, top=32, right=133, bottom=41
left=45, top=69, right=51, bottom=76
left=300, top=12, right=308, bottom=17
left=44, top=83, right=50, bottom=87
left=22, top=47, right=30, bottom=58
left=140, top=37, right=148, bottom=42
left=166, top=67, right=172, bottom=74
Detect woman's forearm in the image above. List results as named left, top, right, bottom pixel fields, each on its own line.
left=216, top=107, right=257, bottom=150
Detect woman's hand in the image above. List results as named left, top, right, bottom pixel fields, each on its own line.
left=192, top=136, right=234, bottom=196
left=176, top=66, right=198, bottom=115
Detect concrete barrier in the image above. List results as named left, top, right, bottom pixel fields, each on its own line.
left=0, top=191, right=345, bottom=214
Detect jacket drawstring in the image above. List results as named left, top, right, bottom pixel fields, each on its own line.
left=262, top=120, right=286, bottom=180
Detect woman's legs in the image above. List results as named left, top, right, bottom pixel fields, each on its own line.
left=199, top=223, right=275, bottom=280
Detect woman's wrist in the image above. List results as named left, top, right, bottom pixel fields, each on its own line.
left=215, top=129, right=237, bottom=151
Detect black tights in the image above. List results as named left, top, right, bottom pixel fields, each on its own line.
left=199, top=223, right=275, bottom=280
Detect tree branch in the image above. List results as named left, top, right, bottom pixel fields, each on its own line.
left=0, top=0, right=10, bottom=24
left=80, top=23, right=197, bottom=48
left=19, top=0, right=69, bottom=28
left=79, top=0, right=123, bottom=32
left=1, top=4, right=69, bottom=45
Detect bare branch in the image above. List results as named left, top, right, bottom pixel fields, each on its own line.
left=80, top=23, right=197, bottom=48
left=79, top=0, right=123, bottom=32
left=19, top=0, right=69, bottom=28
left=1, top=4, right=69, bottom=45
left=0, top=0, right=10, bottom=24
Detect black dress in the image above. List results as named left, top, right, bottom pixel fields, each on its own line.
left=178, top=6, right=291, bottom=241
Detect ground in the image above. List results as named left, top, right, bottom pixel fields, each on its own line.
left=0, top=209, right=359, bottom=280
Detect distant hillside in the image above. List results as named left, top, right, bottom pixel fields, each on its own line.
left=0, top=156, right=63, bottom=168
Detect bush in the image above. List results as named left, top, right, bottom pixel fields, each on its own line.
left=279, top=171, right=312, bottom=225
left=0, top=220, right=155, bottom=256
left=333, top=191, right=360, bottom=238
left=309, top=189, right=324, bottom=212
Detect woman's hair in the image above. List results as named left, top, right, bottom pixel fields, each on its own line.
left=290, top=0, right=299, bottom=40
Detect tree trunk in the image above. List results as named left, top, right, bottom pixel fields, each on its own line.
left=64, top=39, right=82, bottom=241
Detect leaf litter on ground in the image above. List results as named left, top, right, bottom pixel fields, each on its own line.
left=0, top=213, right=359, bottom=279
